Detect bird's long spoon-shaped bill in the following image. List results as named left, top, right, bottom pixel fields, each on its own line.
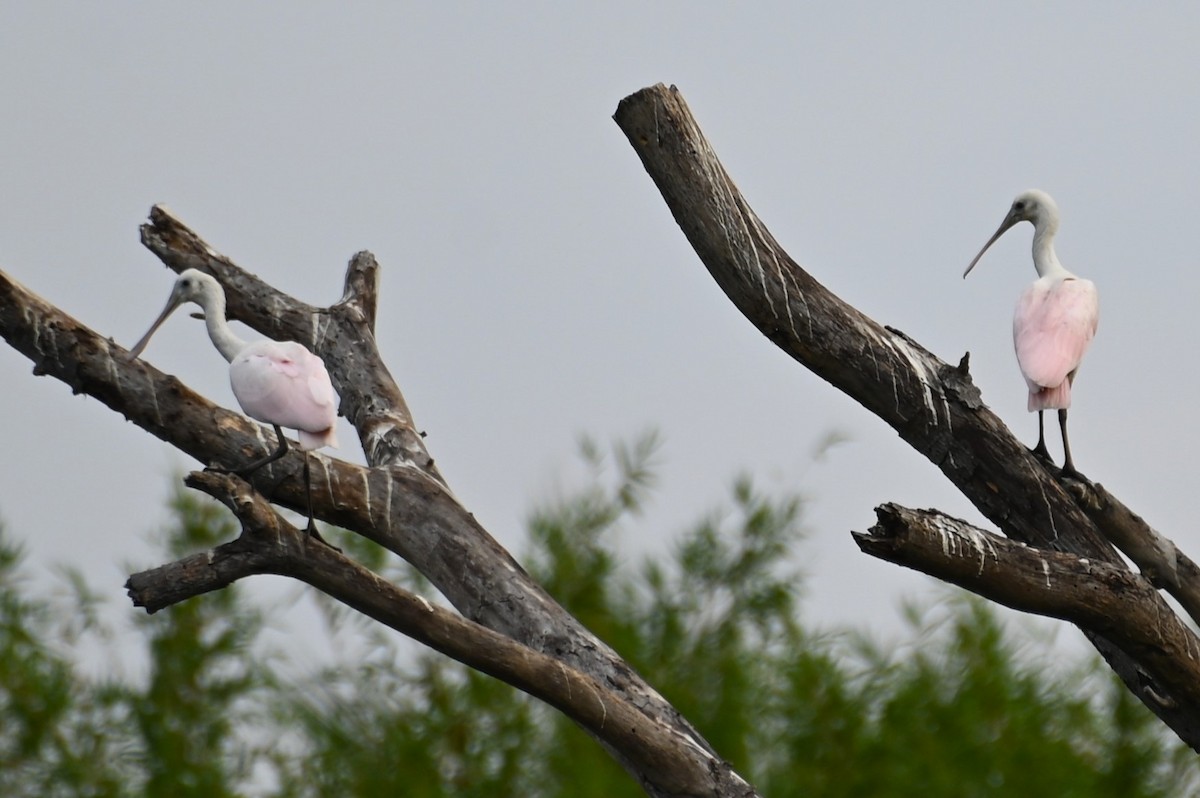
left=963, top=209, right=1021, bottom=278
left=126, top=294, right=185, bottom=361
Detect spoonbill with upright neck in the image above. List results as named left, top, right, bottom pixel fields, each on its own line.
left=127, top=269, right=339, bottom=536
left=963, top=190, right=1099, bottom=476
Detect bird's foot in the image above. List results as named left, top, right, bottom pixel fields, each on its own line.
left=1029, top=442, right=1055, bottom=468
left=1059, top=462, right=1087, bottom=483
left=305, top=522, right=342, bottom=553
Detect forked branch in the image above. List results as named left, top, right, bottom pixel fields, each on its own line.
left=613, top=82, right=1200, bottom=750
left=5, top=81, right=1198, bottom=793
left=0, top=216, right=756, bottom=796
left=854, top=505, right=1200, bottom=712
left=126, top=471, right=723, bottom=796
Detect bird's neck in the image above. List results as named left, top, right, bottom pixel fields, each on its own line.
left=1031, top=224, right=1071, bottom=279
left=201, top=290, right=246, bottom=362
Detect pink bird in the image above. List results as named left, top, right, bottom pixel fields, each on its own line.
left=127, top=269, right=339, bottom=536
left=964, top=190, right=1099, bottom=476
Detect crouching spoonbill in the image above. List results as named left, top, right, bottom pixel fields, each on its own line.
left=128, top=269, right=339, bottom=537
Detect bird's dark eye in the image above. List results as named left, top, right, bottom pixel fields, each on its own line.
left=1014, top=201, right=1025, bottom=211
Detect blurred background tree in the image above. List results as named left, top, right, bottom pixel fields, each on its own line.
left=0, top=435, right=1193, bottom=796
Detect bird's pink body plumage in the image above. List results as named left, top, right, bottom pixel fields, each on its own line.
left=230, top=340, right=338, bottom=451
left=1012, top=275, right=1099, bottom=412
left=127, top=268, right=340, bottom=535
left=963, top=189, right=1099, bottom=474
left=127, top=269, right=339, bottom=454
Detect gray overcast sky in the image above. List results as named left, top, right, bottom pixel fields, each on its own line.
left=2, top=4, right=1198, bottom=664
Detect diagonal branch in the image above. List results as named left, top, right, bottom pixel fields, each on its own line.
left=0, top=238, right=755, bottom=795
left=854, top=504, right=1200, bottom=713
left=1065, top=480, right=1198, bottom=610
left=126, top=471, right=730, bottom=798
left=614, top=85, right=1105, bottom=556
left=613, top=82, right=1200, bottom=750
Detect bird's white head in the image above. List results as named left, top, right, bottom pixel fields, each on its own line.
left=963, top=189, right=1061, bottom=278
left=1004, top=189, right=1059, bottom=229
left=126, top=269, right=226, bottom=361
left=169, top=269, right=222, bottom=306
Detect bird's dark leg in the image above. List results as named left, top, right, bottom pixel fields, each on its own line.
left=212, top=427, right=339, bottom=550
left=1030, top=410, right=1053, bottom=465
left=303, top=453, right=315, bottom=533
left=225, top=424, right=290, bottom=477
left=1058, top=408, right=1079, bottom=477
left=301, top=452, right=340, bottom=551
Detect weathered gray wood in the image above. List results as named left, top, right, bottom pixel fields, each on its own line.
left=612, top=82, right=1200, bottom=751
left=0, top=245, right=755, bottom=796
left=613, top=85, right=1105, bottom=555
left=1067, top=480, right=1182, bottom=589
left=854, top=504, right=1200, bottom=714
left=126, top=471, right=733, bottom=797
left=8, top=79, right=1200, bottom=788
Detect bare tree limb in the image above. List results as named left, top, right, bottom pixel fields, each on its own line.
left=612, top=82, right=1200, bottom=750
left=8, top=80, right=1198, bottom=790
left=127, top=471, right=738, bottom=798
left=1065, top=479, right=1200, bottom=631
left=854, top=504, right=1200, bottom=713
left=0, top=246, right=755, bottom=796
left=1066, top=480, right=1184, bottom=590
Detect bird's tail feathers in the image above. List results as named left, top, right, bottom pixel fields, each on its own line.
left=1028, top=381, right=1071, bottom=411
left=299, top=427, right=338, bottom=450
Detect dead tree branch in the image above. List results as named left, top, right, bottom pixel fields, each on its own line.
left=126, top=471, right=729, bottom=797
left=0, top=221, right=755, bottom=796
left=854, top=505, right=1200, bottom=711
left=613, top=82, right=1200, bottom=750
left=7, top=81, right=1198, bottom=790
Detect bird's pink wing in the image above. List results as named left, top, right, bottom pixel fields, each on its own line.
left=1012, top=278, right=1099, bottom=391
left=299, top=350, right=339, bottom=449
left=304, top=357, right=336, bottom=409
left=229, top=341, right=338, bottom=447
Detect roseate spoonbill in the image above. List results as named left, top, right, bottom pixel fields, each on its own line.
left=127, top=269, right=339, bottom=536
left=963, top=190, right=1099, bottom=476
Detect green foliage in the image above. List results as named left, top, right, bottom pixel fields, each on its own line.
left=284, top=656, right=540, bottom=798
left=0, top=438, right=1194, bottom=796
left=0, top=492, right=274, bottom=798
left=127, top=492, right=271, bottom=798
left=0, top=527, right=126, bottom=797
